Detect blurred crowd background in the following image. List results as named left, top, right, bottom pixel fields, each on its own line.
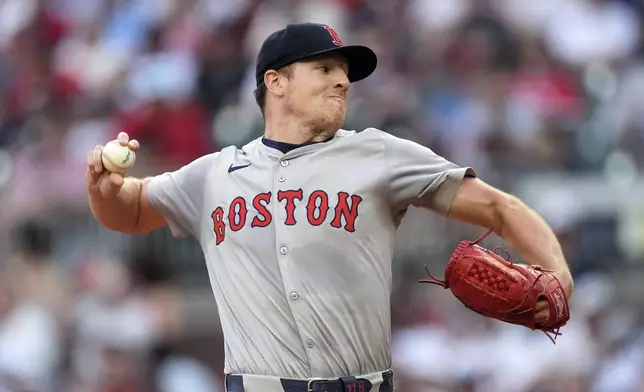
left=0, top=0, right=644, bottom=391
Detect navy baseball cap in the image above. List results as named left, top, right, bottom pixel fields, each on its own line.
left=255, top=23, right=377, bottom=87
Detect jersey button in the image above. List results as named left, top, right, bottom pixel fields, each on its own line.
left=280, top=246, right=288, bottom=255
left=306, top=339, right=315, bottom=348
left=290, top=292, right=299, bottom=301
left=280, top=160, right=289, bottom=167
left=278, top=175, right=286, bottom=182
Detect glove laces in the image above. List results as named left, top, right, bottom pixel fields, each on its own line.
left=418, top=227, right=564, bottom=344
left=418, top=227, right=497, bottom=288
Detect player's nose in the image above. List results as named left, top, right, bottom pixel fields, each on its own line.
left=334, top=73, right=349, bottom=92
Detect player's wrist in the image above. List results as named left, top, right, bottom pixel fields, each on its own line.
left=554, top=270, right=574, bottom=298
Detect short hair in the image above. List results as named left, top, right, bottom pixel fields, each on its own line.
left=254, top=64, right=294, bottom=116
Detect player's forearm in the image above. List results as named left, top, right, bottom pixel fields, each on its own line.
left=494, top=195, right=573, bottom=295
left=89, top=177, right=144, bottom=233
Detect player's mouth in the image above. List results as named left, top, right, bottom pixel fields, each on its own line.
left=329, top=95, right=345, bottom=103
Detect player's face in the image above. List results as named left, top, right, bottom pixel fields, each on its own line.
left=285, top=54, right=350, bottom=135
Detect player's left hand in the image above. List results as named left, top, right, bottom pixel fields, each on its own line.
left=534, top=300, right=549, bottom=325
left=535, top=271, right=573, bottom=326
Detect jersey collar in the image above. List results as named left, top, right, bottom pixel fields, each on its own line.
left=261, top=134, right=334, bottom=154
left=249, top=129, right=355, bottom=160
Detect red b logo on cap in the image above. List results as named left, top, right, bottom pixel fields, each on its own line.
left=324, top=25, right=343, bottom=47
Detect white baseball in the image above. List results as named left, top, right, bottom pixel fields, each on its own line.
left=101, top=140, right=136, bottom=174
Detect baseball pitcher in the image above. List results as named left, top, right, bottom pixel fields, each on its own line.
left=86, top=23, right=573, bottom=392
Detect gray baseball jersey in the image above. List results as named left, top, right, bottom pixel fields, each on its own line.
left=147, top=128, right=475, bottom=379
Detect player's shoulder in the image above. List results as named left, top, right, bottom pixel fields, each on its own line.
left=335, top=127, right=404, bottom=149
left=332, top=127, right=385, bottom=143
left=336, top=127, right=383, bottom=138
left=183, top=150, right=223, bottom=169
left=170, top=145, right=238, bottom=177
left=239, top=137, right=263, bottom=156
left=195, top=144, right=245, bottom=162
left=337, top=127, right=400, bottom=140
left=338, top=128, right=441, bottom=161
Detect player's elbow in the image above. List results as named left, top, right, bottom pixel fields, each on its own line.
left=490, top=192, right=524, bottom=235
left=92, top=212, right=138, bottom=234
left=128, top=222, right=155, bottom=235
left=90, top=203, right=156, bottom=235
left=92, top=216, right=131, bottom=234
left=101, top=218, right=157, bottom=235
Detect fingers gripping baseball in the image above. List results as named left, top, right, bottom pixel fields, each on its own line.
left=86, top=132, right=139, bottom=198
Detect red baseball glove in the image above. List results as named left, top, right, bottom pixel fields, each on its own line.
left=420, top=228, right=570, bottom=343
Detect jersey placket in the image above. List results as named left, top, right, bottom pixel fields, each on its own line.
left=272, top=153, right=319, bottom=370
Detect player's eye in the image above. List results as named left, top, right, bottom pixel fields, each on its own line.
left=318, top=65, right=329, bottom=73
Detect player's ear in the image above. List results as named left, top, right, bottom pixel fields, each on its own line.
left=264, top=70, right=286, bottom=97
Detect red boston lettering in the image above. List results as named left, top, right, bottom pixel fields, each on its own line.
left=251, top=192, right=273, bottom=228
left=330, top=192, right=362, bottom=232
left=213, top=190, right=362, bottom=246
left=278, top=189, right=303, bottom=225
left=211, top=207, right=226, bottom=244
left=228, top=197, right=247, bottom=232
left=306, top=190, right=329, bottom=226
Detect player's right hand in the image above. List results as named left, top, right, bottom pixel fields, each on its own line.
left=86, top=132, right=140, bottom=199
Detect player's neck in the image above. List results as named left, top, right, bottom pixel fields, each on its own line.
left=264, top=116, right=334, bottom=144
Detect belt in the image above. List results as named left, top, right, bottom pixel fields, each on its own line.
left=226, top=370, right=394, bottom=392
